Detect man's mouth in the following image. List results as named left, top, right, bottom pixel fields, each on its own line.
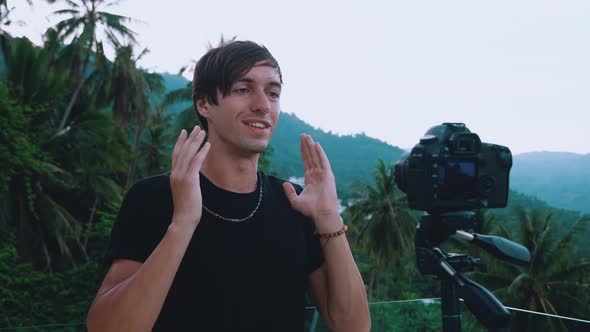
left=243, top=119, right=271, bottom=129
left=247, top=122, right=268, bottom=129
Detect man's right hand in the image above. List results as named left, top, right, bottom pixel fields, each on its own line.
left=170, top=126, right=210, bottom=228
left=88, top=126, right=210, bottom=331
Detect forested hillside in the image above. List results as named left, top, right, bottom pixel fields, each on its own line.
left=1, top=2, right=588, bottom=330
left=161, top=74, right=590, bottom=214
left=511, top=152, right=590, bottom=213
left=269, top=113, right=406, bottom=192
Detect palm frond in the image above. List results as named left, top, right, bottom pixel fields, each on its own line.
left=105, top=0, right=122, bottom=7
left=554, top=216, right=589, bottom=253
left=550, top=262, right=590, bottom=281
left=162, top=85, right=192, bottom=108
left=51, top=9, right=81, bottom=16
left=64, top=0, right=81, bottom=8
left=97, top=11, right=137, bottom=41
left=135, top=46, right=149, bottom=61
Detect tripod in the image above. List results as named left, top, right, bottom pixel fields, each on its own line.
left=415, top=211, right=531, bottom=332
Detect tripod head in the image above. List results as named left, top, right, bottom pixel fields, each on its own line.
left=416, top=211, right=531, bottom=331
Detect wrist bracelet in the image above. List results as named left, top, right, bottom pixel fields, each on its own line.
left=314, top=224, right=348, bottom=239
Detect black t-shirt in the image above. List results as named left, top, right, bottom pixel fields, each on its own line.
left=104, top=172, right=324, bottom=331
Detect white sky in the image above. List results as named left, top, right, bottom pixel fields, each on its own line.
left=6, top=0, right=590, bottom=154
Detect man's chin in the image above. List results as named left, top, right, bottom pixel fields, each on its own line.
left=241, top=142, right=269, bottom=155
left=254, top=145, right=270, bottom=155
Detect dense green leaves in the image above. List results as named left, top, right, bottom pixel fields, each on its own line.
left=0, top=217, right=110, bottom=330
left=347, top=159, right=415, bottom=267
left=469, top=208, right=590, bottom=331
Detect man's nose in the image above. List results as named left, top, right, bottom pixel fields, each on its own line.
left=251, top=89, right=271, bottom=113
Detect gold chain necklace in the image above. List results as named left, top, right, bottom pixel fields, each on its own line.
left=202, top=172, right=263, bottom=223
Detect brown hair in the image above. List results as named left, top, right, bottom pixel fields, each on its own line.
left=192, top=40, right=283, bottom=130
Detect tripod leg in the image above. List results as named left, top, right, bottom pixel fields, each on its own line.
left=441, top=279, right=462, bottom=332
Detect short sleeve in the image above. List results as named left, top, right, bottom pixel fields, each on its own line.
left=103, top=178, right=168, bottom=267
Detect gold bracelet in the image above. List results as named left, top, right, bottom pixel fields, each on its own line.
left=314, top=224, right=348, bottom=239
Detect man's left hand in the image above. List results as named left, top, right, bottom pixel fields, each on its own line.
left=283, top=134, right=342, bottom=233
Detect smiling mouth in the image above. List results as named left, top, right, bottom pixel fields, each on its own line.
left=243, top=119, right=271, bottom=129
left=247, top=122, right=268, bottom=129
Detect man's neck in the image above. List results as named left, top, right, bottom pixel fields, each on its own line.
left=200, top=145, right=259, bottom=193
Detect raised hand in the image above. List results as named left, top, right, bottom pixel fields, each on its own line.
left=170, top=126, right=210, bottom=228
left=283, top=134, right=341, bottom=232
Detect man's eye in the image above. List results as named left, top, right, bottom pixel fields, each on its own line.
left=267, top=91, right=280, bottom=99
left=234, top=88, right=249, bottom=94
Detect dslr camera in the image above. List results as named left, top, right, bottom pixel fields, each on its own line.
left=395, top=123, right=512, bottom=211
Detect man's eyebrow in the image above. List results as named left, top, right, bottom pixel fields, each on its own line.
left=235, top=78, right=282, bottom=90
left=268, top=81, right=282, bottom=90
left=236, top=78, right=255, bottom=84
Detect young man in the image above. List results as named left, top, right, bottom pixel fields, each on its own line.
left=87, top=41, right=370, bottom=331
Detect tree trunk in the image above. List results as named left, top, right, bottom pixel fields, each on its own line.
left=375, top=263, right=381, bottom=301
left=82, top=195, right=99, bottom=250
left=56, top=79, right=84, bottom=133
left=126, top=125, right=143, bottom=188
left=11, top=174, right=32, bottom=262
left=368, top=266, right=375, bottom=302
left=56, top=51, right=91, bottom=134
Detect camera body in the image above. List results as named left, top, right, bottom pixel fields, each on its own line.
left=395, top=123, right=512, bottom=211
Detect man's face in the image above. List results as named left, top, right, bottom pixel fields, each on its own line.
left=200, top=63, right=282, bottom=156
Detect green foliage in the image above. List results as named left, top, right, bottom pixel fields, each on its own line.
left=304, top=301, right=443, bottom=332
left=0, top=222, right=106, bottom=330
left=0, top=83, right=31, bottom=195
left=498, top=191, right=590, bottom=262
left=345, top=159, right=417, bottom=305
left=468, top=207, right=590, bottom=331
left=0, top=14, right=164, bottom=328
left=258, top=145, right=276, bottom=175
left=347, top=159, right=415, bottom=266
left=372, top=301, right=442, bottom=332
left=2, top=4, right=589, bottom=331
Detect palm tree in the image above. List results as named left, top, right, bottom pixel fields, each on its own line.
left=51, top=0, right=137, bottom=134
left=1, top=37, right=83, bottom=271
left=138, top=105, right=172, bottom=177
left=109, top=43, right=165, bottom=187
left=55, top=106, right=128, bottom=251
left=472, top=207, right=590, bottom=331
left=346, top=159, right=416, bottom=301
left=1, top=36, right=128, bottom=271
left=110, top=44, right=145, bottom=125
left=161, top=80, right=198, bottom=133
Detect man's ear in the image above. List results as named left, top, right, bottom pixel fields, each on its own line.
left=195, top=98, right=211, bottom=119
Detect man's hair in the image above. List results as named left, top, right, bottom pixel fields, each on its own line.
left=192, top=40, right=283, bottom=131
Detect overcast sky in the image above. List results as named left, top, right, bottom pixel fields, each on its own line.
left=7, top=0, right=590, bottom=154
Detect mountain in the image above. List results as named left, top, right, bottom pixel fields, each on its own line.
left=160, top=72, right=192, bottom=114
left=269, top=119, right=590, bottom=213
left=510, top=152, right=590, bottom=214
left=159, top=73, right=589, bottom=214
left=161, top=72, right=190, bottom=92
left=268, top=113, right=406, bottom=195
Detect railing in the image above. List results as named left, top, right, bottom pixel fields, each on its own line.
left=305, top=298, right=590, bottom=332
left=2, top=299, right=589, bottom=331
